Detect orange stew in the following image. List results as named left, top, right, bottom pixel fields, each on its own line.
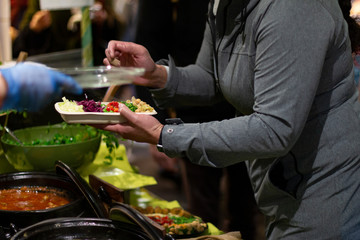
left=0, top=186, right=71, bottom=211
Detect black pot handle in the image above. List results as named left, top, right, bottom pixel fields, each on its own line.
left=55, top=160, right=108, bottom=218
left=0, top=226, right=8, bottom=240
left=109, top=202, right=175, bottom=240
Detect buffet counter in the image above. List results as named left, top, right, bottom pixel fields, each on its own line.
left=0, top=139, right=241, bottom=239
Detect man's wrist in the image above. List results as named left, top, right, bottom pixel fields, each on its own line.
left=156, top=126, right=164, bottom=152
left=156, top=119, right=184, bottom=152
left=151, top=65, right=168, bottom=89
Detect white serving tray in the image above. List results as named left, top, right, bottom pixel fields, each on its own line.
left=55, top=102, right=156, bottom=124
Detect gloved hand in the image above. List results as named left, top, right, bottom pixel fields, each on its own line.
left=0, top=62, right=82, bottom=112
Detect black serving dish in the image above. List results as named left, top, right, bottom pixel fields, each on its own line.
left=0, top=171, right=93, bottom=230
left=1, top=162, right=175, bottom=240
left=9, top=217, right=172, bottom=240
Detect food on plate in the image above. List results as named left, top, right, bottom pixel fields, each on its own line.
left=0, top=186, right=71, bottom=211
left=57, top=97, right=85, bottom=112
left=57, top=96, right=155, bottom=113
left=133, top=206, right=207, bottom=236
left=124, top=97, right=154, bottom=113
left=55, top=97, right=156, bottom=124
left=77, top=98, right=104, bottom=112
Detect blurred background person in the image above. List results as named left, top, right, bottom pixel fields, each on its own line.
left=12, top=0, right=79, bottom=58
left=12, top=0, right=125, bottom=67
left=350, top=0, right=360, bottom=100
left=112, top=0, right=139, bottom=42
left=10, top=0, right=28, bottom=42
left=88, top=0, right=125, bottom=66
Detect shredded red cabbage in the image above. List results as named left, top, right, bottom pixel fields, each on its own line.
left=76, top=99, right=104, bottom=112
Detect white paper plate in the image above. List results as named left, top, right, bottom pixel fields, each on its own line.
left=54, top=102, right=156, bottom=124
left=57, top=66, right=145, bottom=88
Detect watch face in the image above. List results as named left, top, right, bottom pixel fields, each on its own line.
left=165, top=118, right=184, bottom=125
left=156, top=144, right=164, bottom=152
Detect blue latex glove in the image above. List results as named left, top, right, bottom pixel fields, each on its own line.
left=0, top=63, right=82, bottom=112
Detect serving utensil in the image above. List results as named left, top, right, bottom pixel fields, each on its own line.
left=16, top=51, right=28, bottom=64
left=3, top=126, right=23, bottom=146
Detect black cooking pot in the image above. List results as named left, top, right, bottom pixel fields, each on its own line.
left=9, top=217, right=171, bottom=240
left=2, top=162, right=175, bottom=240
left=9, top=201, right=175, bottom=240
left=0, top=171, right=92, bottom=230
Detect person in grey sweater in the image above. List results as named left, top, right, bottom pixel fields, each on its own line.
left=100, top=0, right=360, bottom=238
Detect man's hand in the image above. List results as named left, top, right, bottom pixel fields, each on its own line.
left=92, top=103, right=164, bottom=145
left=103, top=41, right=168, bottom=88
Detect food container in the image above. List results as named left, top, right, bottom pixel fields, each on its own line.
left=0, top=124, right=101, bottom=171
left=0, top=171, right=91, bottom=230
left=7, top=161, right=174, bottom=240
left=9, top=202, right=174, bottom=240
left=55, top=102, right=157, bottom=124
left=9, top=217, right=170, bottom=240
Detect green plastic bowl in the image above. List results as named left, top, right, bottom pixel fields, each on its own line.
left=1, top=125, right=101, bottom=171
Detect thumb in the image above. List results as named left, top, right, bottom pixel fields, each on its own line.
left=115, top=41, right=147, bottom=56
left=119, top=103, right=137, bottom=122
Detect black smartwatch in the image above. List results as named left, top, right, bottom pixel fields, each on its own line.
left=156, top=118, right=183, bottom=152
left=156, top=128, right=164, bottom=152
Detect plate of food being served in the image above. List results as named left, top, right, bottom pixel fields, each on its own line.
left=55, top=96, right=156, bottom=124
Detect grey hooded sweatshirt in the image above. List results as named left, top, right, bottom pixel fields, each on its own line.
left=151, top=0, right=360, bottom=239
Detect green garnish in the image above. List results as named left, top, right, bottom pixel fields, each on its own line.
left=98, top=129, right=121, bottom=165
left=170, top=216, right=199, bottom=224
left=120, top=101, right=138, bottom=112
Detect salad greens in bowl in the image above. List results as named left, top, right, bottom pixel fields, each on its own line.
left=0, top=124, right=101, bottom=171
